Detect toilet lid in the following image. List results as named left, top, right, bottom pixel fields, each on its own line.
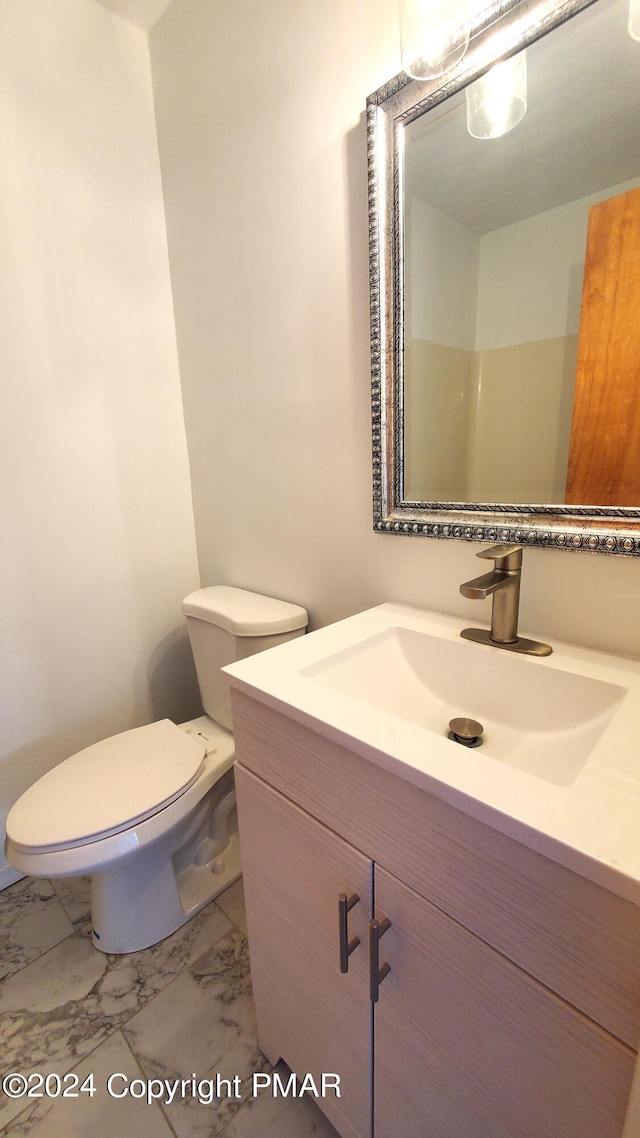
left=7, top=720, right=206, bottom=852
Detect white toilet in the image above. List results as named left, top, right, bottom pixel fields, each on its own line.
left=5, top=586, right=307, bottom=954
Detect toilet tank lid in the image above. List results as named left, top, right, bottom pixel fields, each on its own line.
left=182, top=586, right=308, bottom=636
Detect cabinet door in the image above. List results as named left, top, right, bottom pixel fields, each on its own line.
left=235, top=764, right=373, bottom=1138
left=373, top=866, right=635, bottom=1138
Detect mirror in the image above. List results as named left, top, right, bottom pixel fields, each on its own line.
left=368, top=0, right=640, bottom=554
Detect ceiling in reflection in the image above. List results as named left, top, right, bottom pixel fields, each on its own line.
left=405, top=0, right=640, bottom=233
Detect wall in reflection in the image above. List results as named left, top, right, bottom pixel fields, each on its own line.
left=404, top=175, right=640, bottom=503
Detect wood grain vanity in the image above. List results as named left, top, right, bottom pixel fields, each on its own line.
left=232, top=689, right=640, bottom=1138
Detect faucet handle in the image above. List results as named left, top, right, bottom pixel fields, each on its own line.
left=476, top=543, right=522, bottom=570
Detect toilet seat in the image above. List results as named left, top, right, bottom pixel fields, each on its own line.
left=6, top=720, right=206, bottom=854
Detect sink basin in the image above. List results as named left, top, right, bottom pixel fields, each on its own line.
left=224, top=602, right=640, bottom=902
left=300, top=625, right=625, bottom=786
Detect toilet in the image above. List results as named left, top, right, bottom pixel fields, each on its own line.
left=5, top=586, right=307, bottom=954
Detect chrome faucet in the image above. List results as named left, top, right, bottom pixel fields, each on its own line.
left=460, top=544, right=552, bottom=657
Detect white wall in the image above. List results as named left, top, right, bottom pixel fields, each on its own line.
left=409, top=197, right=479, bottom=349
left=149, top=0, right=640, bottom=667
left=0, top=0, right=200, bottom=885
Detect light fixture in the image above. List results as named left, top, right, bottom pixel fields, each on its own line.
left=400, top=0, right=473, bottom=80
left=465, top=50, right=527, bottom=139
left=629, top=0, right=640, bottom=40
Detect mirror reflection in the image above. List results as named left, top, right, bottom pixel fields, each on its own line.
left=399, top=0, right=640, bottom=510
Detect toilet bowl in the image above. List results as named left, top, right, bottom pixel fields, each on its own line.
left=5, top=587, right=307, bottom=953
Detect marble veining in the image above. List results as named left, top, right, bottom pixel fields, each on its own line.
left=2, top=1032, right=173, bottom=1138
left=50, top=878, right=92, bottom=932
left=0, top=880, right=73, bottom=982
left=0, top=877, right=339, bottom=1138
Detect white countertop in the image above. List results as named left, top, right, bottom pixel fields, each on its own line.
left=225, top=603, right=640, bottom=905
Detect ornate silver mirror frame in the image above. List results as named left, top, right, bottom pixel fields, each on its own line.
left=367, top=0, right=640, bottom=555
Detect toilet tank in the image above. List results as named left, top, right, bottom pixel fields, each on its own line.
left=182, top=586, right=308, bottom=731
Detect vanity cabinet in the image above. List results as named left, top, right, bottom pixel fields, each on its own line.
left=232, top=689, right=640, bottom=1138
left=235, top=765, right=372, bottom=1138
left=373, top=865, right=633, bottom=1138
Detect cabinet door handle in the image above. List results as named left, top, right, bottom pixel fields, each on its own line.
left=369, top=916, right=391, bottom=1003
left=338, top=893, right=361, bottom=973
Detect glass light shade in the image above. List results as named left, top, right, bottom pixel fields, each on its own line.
left=400, top=0, right=472, bottom=80
left=629, top=0, right=640, bottom=39
left=466, top=51, right=527, bottom=139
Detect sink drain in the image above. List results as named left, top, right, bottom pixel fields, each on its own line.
left=448, top=717, right=484, bottom=748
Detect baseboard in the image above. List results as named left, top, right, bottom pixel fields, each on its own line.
left=0, top=862, right=24, bottom=891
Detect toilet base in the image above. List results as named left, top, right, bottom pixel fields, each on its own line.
left=90, top=831, right=241, bottom=954
left=88, top=760, right=241, bottom=954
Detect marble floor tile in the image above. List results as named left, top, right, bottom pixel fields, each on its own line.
left=0, top=877, right=341, bottom=1138
left=0, top=880, right=73, bottom=983
left=0, top=1031, right=175, bottom=1138
left=123, top=929, right=267, bottom=1138
left=50, top=878, right=92, bottom=932
left=0, top=901, right=233, bottom=1131
left=185, top=902, right=235, bottom=965
left=222, top=1062, right=341, bottom=1138
left=215, top=879, right=248, bottom=937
